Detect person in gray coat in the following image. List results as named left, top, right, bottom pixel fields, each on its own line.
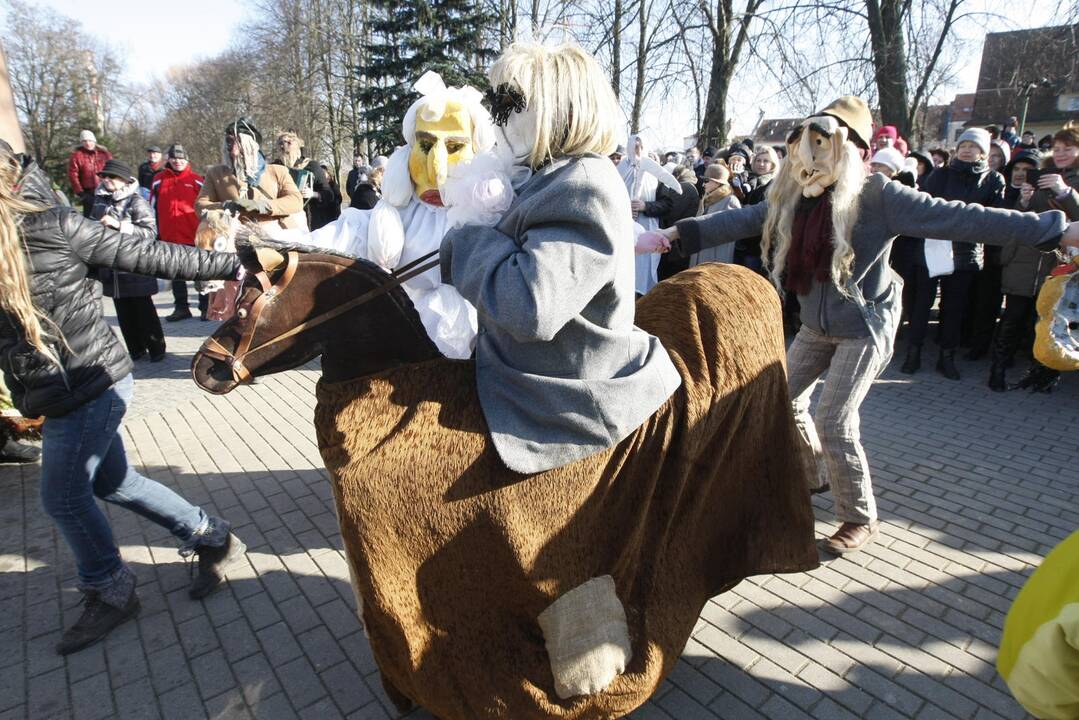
left=440, top=42, right=680, bottom=475
left=646, top=96, right=1078, bottom=555
left=90, top=159, right=166, bottom=361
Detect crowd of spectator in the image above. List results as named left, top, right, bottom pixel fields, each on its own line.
left=622, top=115, right=1079, bottom=394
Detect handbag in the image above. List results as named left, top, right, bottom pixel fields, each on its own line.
left=923, top=238, right=954, bottom=278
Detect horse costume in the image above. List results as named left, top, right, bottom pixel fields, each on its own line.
left=193, top=242, right=819, bottom=718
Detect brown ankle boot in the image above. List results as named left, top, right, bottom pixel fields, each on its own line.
left=821, top=521, right=880, bottom=555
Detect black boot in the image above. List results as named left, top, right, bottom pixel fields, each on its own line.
left=899, top=344, right=921, bottom=374
left=57, top=587, right=140, bottom=655
left=1010, top=364, right=1061, bottom=393
left=936, top=350, right=960, bottom=380
left=987, top=363, right=1006, bottom=392
left=0, top=437, right=41, bottom=464
left=188, top=532, right=247, bottom=599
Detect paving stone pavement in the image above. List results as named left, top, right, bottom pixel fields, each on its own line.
left=1, top=289, right=1076, bottom=720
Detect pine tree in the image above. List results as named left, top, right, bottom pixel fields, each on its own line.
left=356, top=0, right=497, bottom=154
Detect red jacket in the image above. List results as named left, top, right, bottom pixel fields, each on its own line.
left=150, top=165, right=205, bottom=245
left=67, top=146, right=112, bottom=195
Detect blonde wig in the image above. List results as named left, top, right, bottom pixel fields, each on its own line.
left=488, top=42, right=620, bottom=169
left=760, top=126, right=866, bottom=293
left=0, top=149, right=61, bottom=364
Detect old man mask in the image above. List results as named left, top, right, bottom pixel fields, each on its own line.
left=786, top=116, right=851, bottom=198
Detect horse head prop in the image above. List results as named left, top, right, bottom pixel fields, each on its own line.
left=191, top=237, right=440, bottom=394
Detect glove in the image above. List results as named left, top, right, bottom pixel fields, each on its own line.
left=252, top=196, right=272, bottom=214
left=224, top=197, right=266, bottom=215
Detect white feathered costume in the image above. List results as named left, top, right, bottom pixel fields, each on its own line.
left=618, top=134, right=680, bottom=294
left=305, top=73, right=512, bottom=359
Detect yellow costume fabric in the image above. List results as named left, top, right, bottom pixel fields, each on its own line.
left=998, top=529, right=1079, bottom=719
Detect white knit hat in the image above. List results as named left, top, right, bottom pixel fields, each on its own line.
left=870, top=147, right=906, bottom=173
left=79, top=129, right=96, bottom=143
left=957, top=128, right=991, bottom=156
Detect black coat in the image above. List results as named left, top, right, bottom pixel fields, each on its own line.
left=643, top=180, right=699, bottom=229
left=298, top=158, right=339, bottom=230
left=90, top=182, right=160, bottom=298
left=349, top=183, right=380, bottom=210
left=734, top=177, right=772, bottom=258
left=921, top=160, right=1006, bottom=271
left=0, top=162, right=240, bottom=418
left=138, top=160, right=163, bottom=190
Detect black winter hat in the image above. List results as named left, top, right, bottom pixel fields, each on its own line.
left=167, top=143, right=187, bottom=160
left=98, top=159, right=135, bottom=180
left=225, top=118, right=262, bottom=145
left=728, top=143, right=751, bottom=162
left=1008, top=148, right=1042, bottom=169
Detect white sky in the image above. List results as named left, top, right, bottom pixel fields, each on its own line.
left=7, top=0, right=1067, bottom=149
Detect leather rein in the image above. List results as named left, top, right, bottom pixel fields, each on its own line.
left=198, top=249, right=440, bottom=383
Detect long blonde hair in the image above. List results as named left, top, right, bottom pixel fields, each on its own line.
left=488, top=42, right=620, bottom=169
left=760, top=136, right=865, bottom=292
left=0, top=148, right=59, bottom=364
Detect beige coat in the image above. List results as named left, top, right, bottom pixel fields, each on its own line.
left=196, top=164, right=305, bottom=230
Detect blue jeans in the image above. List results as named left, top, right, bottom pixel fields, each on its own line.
left=40, top=374, right=225, bottom=593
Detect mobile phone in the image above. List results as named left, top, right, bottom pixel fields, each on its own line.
left=1023, top=168, right=1042, bottom=186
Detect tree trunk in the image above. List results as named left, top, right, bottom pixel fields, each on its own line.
left=611, top=0, right=622, bottom=99
left=630, top=0, right=648, bottom=131
left=700, top=53, right=731, bottom=149
left=865, top=0, right=910, bottom=136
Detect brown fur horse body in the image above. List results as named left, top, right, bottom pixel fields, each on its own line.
left=194, top=248, right=818, bottom=719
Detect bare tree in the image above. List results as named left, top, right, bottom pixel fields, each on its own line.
left=696, top=0, right=765, bottom=148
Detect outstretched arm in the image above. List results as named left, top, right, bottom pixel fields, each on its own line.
left=882, top=180, right=1069, bottom=250
left=667, top=201, right=769, bottom=257
left=63, top=211, right=240, bottom=281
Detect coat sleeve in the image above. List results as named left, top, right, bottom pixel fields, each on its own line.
left=1056, top=187, right=1079, bottom=220
left=881, top=180, right=1067, bottom=250
left=195, top=171, right=225, bottom=215
left=67, top=154, right=83, bottom=195
left=121, top=195, right=157, bottom=242
left=672, top=201, right=768, bottom=257
left=643, top=186, right=674, bottom=218
left=441, top=172, right=619, bottom=344
left=62, top=211, right=240, bottom=281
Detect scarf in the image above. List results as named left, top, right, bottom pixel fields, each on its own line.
left=784, top=191, right=835, bottom=295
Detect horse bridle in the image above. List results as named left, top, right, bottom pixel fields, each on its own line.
left=197, top=249, right=441, bottom=384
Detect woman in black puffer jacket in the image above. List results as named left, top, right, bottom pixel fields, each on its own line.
left=904, top=128, right=1005, bottom=380
left=90, top=159, right=166, bottom=362
left=0, top=145, right=249, bottom=656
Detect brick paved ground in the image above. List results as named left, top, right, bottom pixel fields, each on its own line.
left=2, top=289, right=1076, bottom=719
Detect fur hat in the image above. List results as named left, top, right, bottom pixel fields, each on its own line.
left=98, top=159, right=134, bottom=180
left=869, top=147, right=905, bottom=174
left=818, top=96, right=873, bottom=150
left=703, top=163, right=730, bottom=183
left=79, top=130, right=96, bottom=143
left=727, top=144, right=751, bottom=163
left=957, top=128, right=991, bottom=156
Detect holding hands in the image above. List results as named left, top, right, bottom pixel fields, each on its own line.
left=634, top=226, right=680, bottom=255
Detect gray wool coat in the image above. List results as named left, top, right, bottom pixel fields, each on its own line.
left=676, top=173, right=1068, bottom=349
left=440, top=154, right=681, bottom=475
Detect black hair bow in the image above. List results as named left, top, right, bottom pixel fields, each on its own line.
left=484, top=84, right=527, bottom=127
